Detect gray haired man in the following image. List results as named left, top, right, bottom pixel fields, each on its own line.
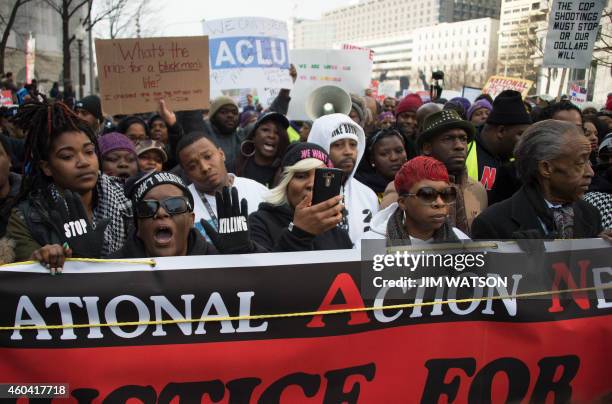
left=471, top=119, right=611, bottom=241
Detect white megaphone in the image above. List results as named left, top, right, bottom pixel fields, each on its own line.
left=305, top=85, right=352, bottom=120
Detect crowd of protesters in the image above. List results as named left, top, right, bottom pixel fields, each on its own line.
left=1, top=68, right=611, bottom=273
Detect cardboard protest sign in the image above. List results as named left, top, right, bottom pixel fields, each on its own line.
left=543, top=0, right=606, bottom=68
left=95, top=36, right=210, bottom=115
left=288, top=49, right=373, bottom=120
left=1, top=240, right=610, bottom=402
left=569, top=82, right=588, bottom=105
left=202, top=17, right=293, bottom=95
left=482, top=75, right=533, bottom=99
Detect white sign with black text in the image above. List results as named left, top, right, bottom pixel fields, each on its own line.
left=543, top=0, right=606, bottom=68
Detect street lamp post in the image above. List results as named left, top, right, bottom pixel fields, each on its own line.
left=75, top=25, right=86, bottom=99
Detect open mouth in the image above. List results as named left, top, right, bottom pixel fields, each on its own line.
left=262, top=143, right=277, bottom=153
left=154, top=225, right=173, bottom=245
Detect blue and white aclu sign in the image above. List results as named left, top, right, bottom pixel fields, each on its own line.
left=203, top=17, right=293, bottom=92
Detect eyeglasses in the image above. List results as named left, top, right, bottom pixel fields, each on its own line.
left=135, top=196, right=192, bottom=218
left=402, top=186, right=457, bottom=205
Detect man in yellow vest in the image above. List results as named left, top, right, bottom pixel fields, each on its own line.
left=381, top=110, right=487, bottom=236
left=466, top=90, right=531, bottom=193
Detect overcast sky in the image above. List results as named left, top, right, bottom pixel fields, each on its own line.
left=154, top=0, right=356, bottom=36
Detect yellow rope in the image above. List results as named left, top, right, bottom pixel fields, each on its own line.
left=386, top=241, right=500, bottom=253
left=1, top=284, right=609, bottom=332
left=0, top=258, right=156, bottom=268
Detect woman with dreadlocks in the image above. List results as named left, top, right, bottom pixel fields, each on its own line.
left=6, top=100, right=132, bottom=273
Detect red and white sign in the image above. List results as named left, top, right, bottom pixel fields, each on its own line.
left=341, top=43, right=374, bottom=61
left=569, top=83, right=587, bottom=105
left=0, top=90, right=13, bottom=106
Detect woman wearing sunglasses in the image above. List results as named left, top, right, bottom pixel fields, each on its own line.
left=114, top=171, right=215, bottom=258
left=362, top=156, right=469, bottom=244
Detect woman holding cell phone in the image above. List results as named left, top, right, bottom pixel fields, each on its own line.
left=248, top=142, right=353, bottom=252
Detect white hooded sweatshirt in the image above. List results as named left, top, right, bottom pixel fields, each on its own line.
left=308, top=114, right=380, bottom=245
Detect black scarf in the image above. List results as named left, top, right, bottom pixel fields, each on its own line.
left=523, top=183, right=556, bottom=233
left=385, top=206, right=459, bottom=246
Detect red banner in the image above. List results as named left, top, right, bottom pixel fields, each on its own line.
left=0, top=241, right=610, bottom=403
left=1, top=318, right=610, bottom=403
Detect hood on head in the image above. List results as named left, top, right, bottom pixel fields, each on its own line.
left=307, top=113, right=366, bottom=180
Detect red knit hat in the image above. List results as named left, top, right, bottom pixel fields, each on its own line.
left=395, top=94, right=424, bottom=117
left=606, top=94, right=612, bottom=111
left=395, top=156, right=449, bottom=195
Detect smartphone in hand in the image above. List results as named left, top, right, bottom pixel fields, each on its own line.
left=312, top=168, right=344, bottom=205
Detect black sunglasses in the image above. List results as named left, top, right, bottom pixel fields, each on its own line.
left=135, top=196, right=192, bottom=218
left=403, top=186, right=457, bottom=204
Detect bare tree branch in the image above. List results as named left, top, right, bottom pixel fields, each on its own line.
left=0, top=0, right=34, bottom=74
left=92, top=0, right=157, bottom=39
left=41, top=0, right=61, bottom=13
left=68, top=0, right=89, bottom=18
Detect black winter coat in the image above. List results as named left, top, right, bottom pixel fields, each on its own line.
left=248, top=203, right=353, bottom=252
left=471, top=186, right=603, bottom=239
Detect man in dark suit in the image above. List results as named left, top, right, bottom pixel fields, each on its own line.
left=472, top=119, right=612, bottom=241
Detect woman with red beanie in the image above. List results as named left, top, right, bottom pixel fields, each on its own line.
left=361, top=156, right=469, bottom=245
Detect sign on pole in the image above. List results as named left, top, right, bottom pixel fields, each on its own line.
left=482, top=75, right=533, bottom=99
left=25, top=35, right=35, bottom=84
left=543, top=0, right=606, bottom=68
left=287, top=49, right=373, bottom=121
left=95, top=36, right=210, bottom=115
left=202, top=17, right=293, bottom=95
